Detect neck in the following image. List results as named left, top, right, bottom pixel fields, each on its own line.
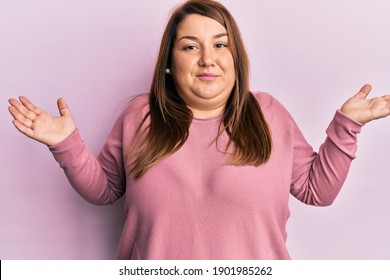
left=188, top=104, right=225, bottom=119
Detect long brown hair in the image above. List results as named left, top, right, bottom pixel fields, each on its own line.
left=127, top=0, right=272, bottom=179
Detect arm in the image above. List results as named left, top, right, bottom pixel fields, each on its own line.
left=49, top=123, right=126, bottom=205
left=8, top=96, right=125, bottom=205
left=290, top=110, right=363, bottom=206
left=290, top=84, right=390, bottom=206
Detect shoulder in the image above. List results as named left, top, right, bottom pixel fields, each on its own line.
left=108, top=93, right=149, bottom=136
left=117, top=93, right=149, bottom=123
left=121, top=93, right=149, bottom=117
left=251, top=91, right=294, bottom=121
left=251, top=91, right=302, bottom=139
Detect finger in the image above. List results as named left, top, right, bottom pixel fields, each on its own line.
left=355, top=84, right=372, bottom=99
left=369, top=95, right=390, bottom=121
left=8, top=97, right=37, bottom=121
left=12, top=119, right=34, bottom=139
left=380, top=95, right=390, bottom=117
left=381, top=95, right=390, bottom=102
left=8, top=98, right=27, bottom=114
left=19, top=96, right=43, bottom=115
left=57, top=97, right=71, bottom=117
left=8, top=105, right=33, bottom=128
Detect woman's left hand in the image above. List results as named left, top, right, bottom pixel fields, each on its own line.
left=341, top=84, right=390, bottom=124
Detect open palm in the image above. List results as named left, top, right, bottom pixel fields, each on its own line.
left=8, top=96, right=76, bottom=146
left=341, top=84, right=390, bottom=124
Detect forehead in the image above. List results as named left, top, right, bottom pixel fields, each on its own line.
left=176, top=14, right=227, bottom=38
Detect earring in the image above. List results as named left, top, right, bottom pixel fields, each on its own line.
left=165, top=68, right=171, bottom=75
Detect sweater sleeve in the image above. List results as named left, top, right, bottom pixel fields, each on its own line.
left=48, top=114, right=127, bottom=205
left=290, top=109, right=364, bottom=206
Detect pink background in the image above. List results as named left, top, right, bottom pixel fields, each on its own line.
left=1, top=0, right=389, bottom=259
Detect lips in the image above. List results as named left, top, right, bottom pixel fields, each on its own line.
left=196, top=73, right=220, bottom=80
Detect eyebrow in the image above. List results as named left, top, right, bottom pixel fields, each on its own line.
left=177, top=33, right=228, bottom=42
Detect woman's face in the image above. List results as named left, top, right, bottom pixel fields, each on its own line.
left=171, top=14, right=235, bottom=118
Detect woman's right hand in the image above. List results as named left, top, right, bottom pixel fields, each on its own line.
left=8, top=96, right=77, bottom=146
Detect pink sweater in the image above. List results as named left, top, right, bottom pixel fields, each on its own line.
left=49, top=92, right=363, bottom=259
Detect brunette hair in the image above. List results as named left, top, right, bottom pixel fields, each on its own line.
left=127, top=0, right=272, bottom=179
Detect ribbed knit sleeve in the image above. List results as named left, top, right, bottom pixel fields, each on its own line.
left=49, top=124, right=126, bottom=205
left=48, top=95, right=148, bottom=205
left=290, top=109, right=364, bottom=206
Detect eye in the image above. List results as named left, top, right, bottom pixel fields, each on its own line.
left=183, top=45, right=198, bottom=51
left=215, top=43, right=228, bottom=48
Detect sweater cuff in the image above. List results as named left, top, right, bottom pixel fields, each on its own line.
left=326, top=110, right=364, bottom=158
left=331, top=109, right=364, bottom=135
left=48, top=129, right=86, bottom=168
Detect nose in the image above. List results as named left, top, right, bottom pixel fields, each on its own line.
left=198, top=47, right=214, bottom=67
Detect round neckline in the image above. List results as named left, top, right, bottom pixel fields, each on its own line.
left=192, top=111, right=223, bottom=123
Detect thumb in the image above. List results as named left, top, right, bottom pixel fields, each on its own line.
left=57, top=97, right=71, bottom=117
left=355, top=84, right=372, bottom=99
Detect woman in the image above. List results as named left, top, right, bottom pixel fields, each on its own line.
left=7, top=0, right=390, bottom=259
